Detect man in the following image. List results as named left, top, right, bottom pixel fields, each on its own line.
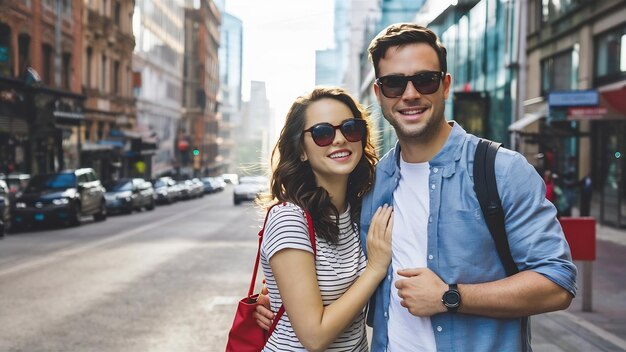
left=359, top=23, right=577, bottom=351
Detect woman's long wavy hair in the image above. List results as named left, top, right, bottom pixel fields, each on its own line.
left=262, top=87, right=378, bottom=244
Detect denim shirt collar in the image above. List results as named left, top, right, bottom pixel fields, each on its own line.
left=380, top=121, right=468, bottom=177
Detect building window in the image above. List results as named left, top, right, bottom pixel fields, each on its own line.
left=113, top=60, right=120, bottom=94
left=541, top=0, right=581, bottom=23
left=43, top=0, right=54, bottom=11
left=62, top=52, right=71, bottom=89
left=42, top=44, right=53, bottom=85
left=541, top=46, right=579, bottom=95
left=114, top=1, right=121, bottom=26
left=62, top=0, right=72, bottom=20
left=85, top=120, right=92, bottom=141
left=97, top=121, right=104, bottom=140
left=126, top=66, right=131, bottom=96
left=595, top=25, right=626, bottom=86
left=0, top=24, right=11, bottom=77
left=528, top=0, right=542, bottom=33
left=85, top=47, right=93, bottom=88
left=18, top=34, right=30, bottom=77
left=100, top=54, right=107, bottom=92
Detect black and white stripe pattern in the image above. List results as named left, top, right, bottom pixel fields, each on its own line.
left=261, top=202, right=368, bottom=351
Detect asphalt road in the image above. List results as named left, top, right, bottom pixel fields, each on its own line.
left=0, top=187, right=261, bottom=352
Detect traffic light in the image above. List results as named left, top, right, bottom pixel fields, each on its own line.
left=192, top=147, right=200, bottom=156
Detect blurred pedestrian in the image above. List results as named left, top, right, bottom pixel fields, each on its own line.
left=543, top=169, right=557, bottom=204
left=580, top=173, right=593, bottom=216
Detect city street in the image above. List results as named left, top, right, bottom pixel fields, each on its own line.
left=0, top=187, right=262, bottom=352
left=1, top=187, right=625, bottom=351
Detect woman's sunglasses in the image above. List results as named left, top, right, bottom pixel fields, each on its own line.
left=302, top=118, right=367, bottom=147
left=375, top=71, right=445, bottom=98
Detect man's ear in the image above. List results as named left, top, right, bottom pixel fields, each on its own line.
left=442, top=73, right=452, bottom=100
left=373, top=83, right=382, bottom=105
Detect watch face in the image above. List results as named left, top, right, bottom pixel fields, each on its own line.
left=443, top=290, right=460, bottom=307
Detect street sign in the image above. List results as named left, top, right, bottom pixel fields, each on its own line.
left=567, top=107, right=608, bottom=120
left=548, top=90, right=599, bottom=107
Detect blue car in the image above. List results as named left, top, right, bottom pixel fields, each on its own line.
left=12, top=168, right=107, bottom=229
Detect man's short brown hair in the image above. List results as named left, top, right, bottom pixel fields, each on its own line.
left=368, top=23, right=447, bottom=78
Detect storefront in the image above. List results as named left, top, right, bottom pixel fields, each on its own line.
left=582, top=85, right=626, bottom=227
left=28, top=86, right=84, bottom=175
left=0, top=77, right=30, bottom=175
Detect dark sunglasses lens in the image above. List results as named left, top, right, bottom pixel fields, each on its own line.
left=411, top=73, right=441, bottom=94
left=380, top=76, right=408, bottom=97
left=310, top=125, right=335, bottom=146
left=341, top=120, right=365, bottom=142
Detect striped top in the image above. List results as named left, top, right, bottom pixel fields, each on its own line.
left=260, top=202, right=368, bottom=352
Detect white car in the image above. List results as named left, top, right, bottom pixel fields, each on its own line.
left=233, top=176, right=268, bottom=205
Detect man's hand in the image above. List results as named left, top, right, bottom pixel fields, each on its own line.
left=253, top=285, right=274, bottom=331
left=395, top=268, right=448, bottom=317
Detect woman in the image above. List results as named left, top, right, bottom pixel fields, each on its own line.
left=257, top=87, right=393, bottom=351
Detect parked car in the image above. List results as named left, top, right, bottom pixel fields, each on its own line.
left=233, top=176, right=268, bottom=205
left=12, top=168, right=107, bottom=228
left=0, top=179, right=10, bottom=235
left=104, top=178, right=155, bottom=214
left=153, top=177, right=179, bottom=204
left=222, top=173, right=239, bottom=185
left=189, top=178, right=205, bottom=198
left=201, top=176, right=225, bottom=193
left=1, top=173, right=30, bottom=195
left=176, top=179, right=192, bottom=200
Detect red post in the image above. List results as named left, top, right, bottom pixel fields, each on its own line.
left=559, top=217, right=596, bottom=312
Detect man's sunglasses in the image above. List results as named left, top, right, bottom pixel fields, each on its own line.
left=302, top=118, right=367, bottom=147
left=375, top=71, right=445, bottom=98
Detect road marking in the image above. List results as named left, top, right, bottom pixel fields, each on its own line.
left=0, top=204, right=213, bottom=278
left=552, top=310, right=626, bottom=350
left=204, top=296, right=241, bottom=312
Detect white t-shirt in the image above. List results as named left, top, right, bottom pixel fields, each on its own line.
left=260, top=202, right=368, bottom=351
left=387, top=158, right=437, bottom=352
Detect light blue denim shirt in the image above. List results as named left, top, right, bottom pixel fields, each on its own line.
left=360, top=122, right=577, bottom=352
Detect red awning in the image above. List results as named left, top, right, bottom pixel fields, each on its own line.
left=568, top=85, right=626, bottom=120
left=602, top=85, right=626, bottom=117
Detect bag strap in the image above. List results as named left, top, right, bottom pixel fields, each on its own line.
left=474, top=139, right=519, bottom=276
left=247, top=203, right=317, bottom=335
left=247, top=203, right=281, bottom=298
left=474, top=139, right=528, bottom=352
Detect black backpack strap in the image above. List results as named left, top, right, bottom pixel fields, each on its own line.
left=474, top=139, right=528, bottom=352
left=474, top=139, right=519, bottom=276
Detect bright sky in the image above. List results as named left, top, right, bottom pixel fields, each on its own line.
left=224, top=0, right=335, bottom=122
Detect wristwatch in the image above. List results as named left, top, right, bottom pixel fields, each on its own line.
left=442, top=283, right=461, bottom=312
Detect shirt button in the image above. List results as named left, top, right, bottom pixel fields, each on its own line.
left=428, top=254, right=433, bottom=260
left=433, top=167, right=439, bottom=173
left=387, top=275, right=391, bottom=281
left=436, top=326, right=443, bottom=332
left=384, top=312, right=388, bottom=318
left=431, top=184, right=435, bottom=190
left=429, top=216, right=433, bottom=223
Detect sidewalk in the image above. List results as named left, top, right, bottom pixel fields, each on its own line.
left=532, top=223, right=626, bottom=351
